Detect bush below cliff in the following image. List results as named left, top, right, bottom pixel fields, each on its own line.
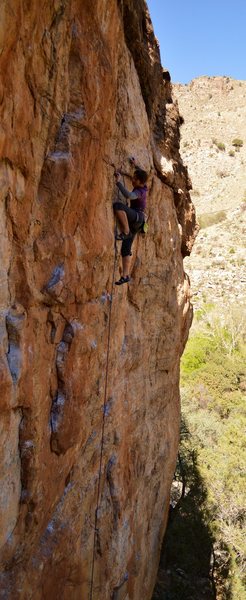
left=153, top=305, right=246, bottom=600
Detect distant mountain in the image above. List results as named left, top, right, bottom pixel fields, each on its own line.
left=174, top=76, right=246, bottom=213
left=173, top=77, right=246, bottom=308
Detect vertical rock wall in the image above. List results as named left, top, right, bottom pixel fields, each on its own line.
left=0, top=1, right=195, bottom=598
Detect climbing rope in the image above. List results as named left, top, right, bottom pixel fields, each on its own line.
left=89, top=162, right=130, bottom=598
left=89, top=206, right=119, bottom=600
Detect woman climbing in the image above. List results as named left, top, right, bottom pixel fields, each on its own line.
left=113, top=158, right=148, bottom=285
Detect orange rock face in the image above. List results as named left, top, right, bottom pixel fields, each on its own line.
left=0, top=1, right=195, bottom=598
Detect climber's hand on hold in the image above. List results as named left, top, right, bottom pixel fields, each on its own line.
left=114, top=171, right=121, bottom=182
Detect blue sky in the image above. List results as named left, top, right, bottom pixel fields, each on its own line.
left=147, top=0, right=246, bottom=83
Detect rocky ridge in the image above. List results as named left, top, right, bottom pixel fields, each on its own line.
left=174, top=77, right=246, bottom=213
left=173, top=77, right=246, bottom=309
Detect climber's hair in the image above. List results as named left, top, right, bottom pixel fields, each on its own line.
left=134, top=168, right=148, bottom=184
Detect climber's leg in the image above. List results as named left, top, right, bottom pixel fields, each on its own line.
left=113, top=202, right=138, bottom=237
left=122, top=255, right=131, bottom=278
left=114, top=209, right=130, bottom=235
left=115, top=234, right=135, bottom=285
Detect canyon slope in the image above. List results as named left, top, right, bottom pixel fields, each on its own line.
left=0, top=2, right=196, bottom=598
left=152, top=77, right=246, bottom=600
left=174, top=76, right=246, bottom=213
left=174, top=77, right=246, bottom=308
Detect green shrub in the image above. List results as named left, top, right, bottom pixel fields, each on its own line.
left=198, top=211, right=227, bottom=229
left=216, top=142, right=226, bottom=151
left=179, top=306, right=246, bottom=598
left=212, top=139, right=225, bottom=151
left=181, top=333, right=218, bottom=376
left=232, top=138, right=243, bottom=148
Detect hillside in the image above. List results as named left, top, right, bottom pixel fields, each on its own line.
left=152, top=77, right=246, bottom=600
left=174, top=77, right=246, bottom=308
left=175, top=77, right=246, bottom=213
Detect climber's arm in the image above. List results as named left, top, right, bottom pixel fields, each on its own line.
left=116, top=180, right=138, bottom=200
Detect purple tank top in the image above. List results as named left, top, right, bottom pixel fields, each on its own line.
left=130, top=185, right=147, bottom=212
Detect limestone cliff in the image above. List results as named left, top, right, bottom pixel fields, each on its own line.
left=0, top=1, right=196, bottom=598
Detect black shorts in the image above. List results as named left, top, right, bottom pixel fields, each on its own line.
left=113, top=202, right=144, bottom=257
left=113, top=202, right=140, bottom=226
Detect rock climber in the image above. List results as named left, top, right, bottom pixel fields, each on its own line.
left=113, top=158, right=148, bottom=285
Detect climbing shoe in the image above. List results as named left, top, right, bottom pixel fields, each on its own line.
left=115, top=232, right=132, bottom=241
left=115, top=276, right=130, bottom=285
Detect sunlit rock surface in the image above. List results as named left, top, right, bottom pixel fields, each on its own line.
left=0, top=1, right=196, bottom=598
